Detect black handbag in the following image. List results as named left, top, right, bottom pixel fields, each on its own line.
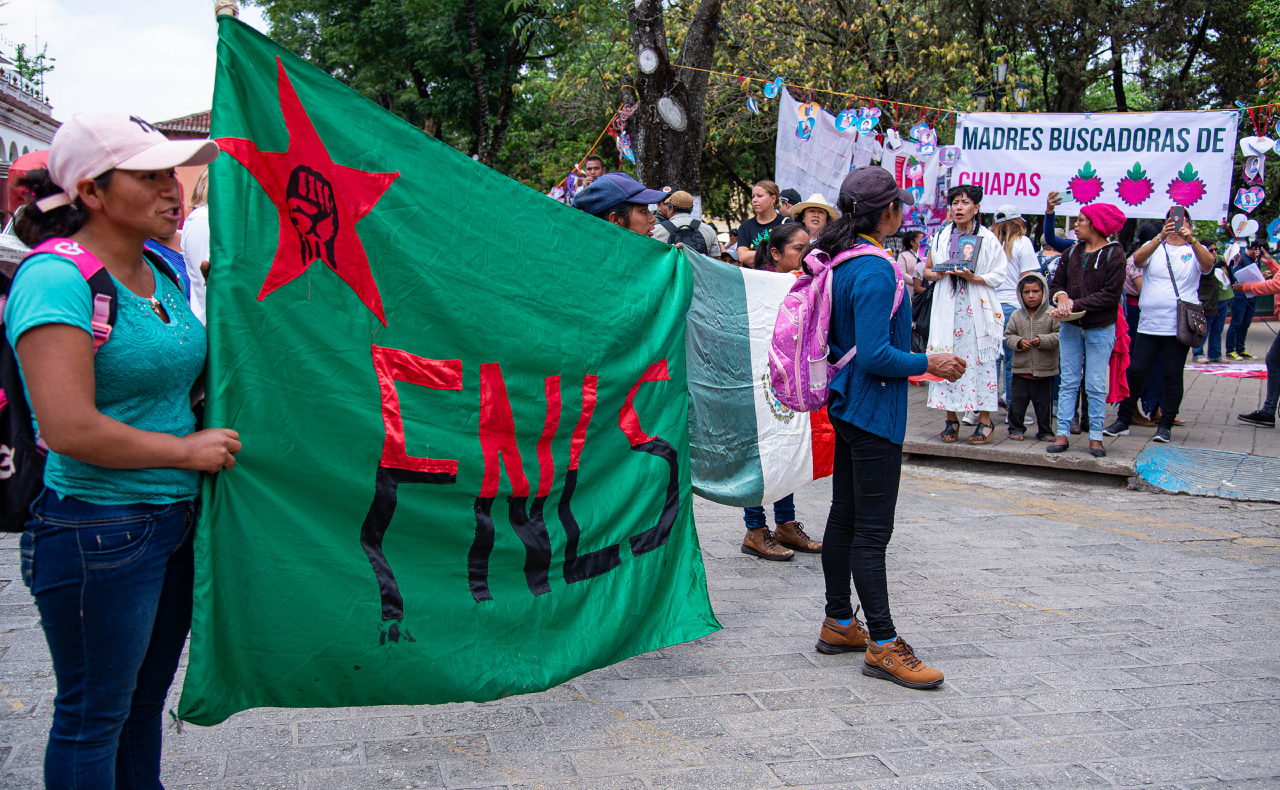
left=910, top=280, right=934, bottom=353
left=1162, top=245, right=1207, bottom=348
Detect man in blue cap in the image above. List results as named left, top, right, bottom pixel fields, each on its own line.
left=573, top=172, right=667, bottom=236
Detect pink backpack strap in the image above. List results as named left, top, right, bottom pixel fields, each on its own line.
left=842, top=242, right=906, bottom=317
left=826, top=242, right=908, bottom=373
left=30, top=238, right=105, bottom=280
left=28, top=238, right=114, bottom=351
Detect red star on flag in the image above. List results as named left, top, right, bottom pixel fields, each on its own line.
left=218, top=58, right=399, bottom=325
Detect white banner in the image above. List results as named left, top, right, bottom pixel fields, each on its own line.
left=879, top=140, right=949, bottom=242
left=775, top=90, right=856, bottom=206
left=953, top=111, right=1238, bottom=221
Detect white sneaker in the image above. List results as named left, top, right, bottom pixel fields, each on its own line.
left=961, top=412, right=979, bottom=425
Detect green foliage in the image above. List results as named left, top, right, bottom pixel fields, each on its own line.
left=250, top=0, right=577, bottom=164
left=253, top=0, right=1272, bottom=218
left=12, top=42, right=54, bottom=87
left=495, top=0, right=637, bottom=188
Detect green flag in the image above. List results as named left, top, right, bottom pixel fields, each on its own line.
left=177, top=17, right=718, bottom=726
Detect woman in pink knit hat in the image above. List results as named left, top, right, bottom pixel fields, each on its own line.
left=1103, top=206, right=1215, bottom=444
left=1046, top=202, right=1128, bottom=457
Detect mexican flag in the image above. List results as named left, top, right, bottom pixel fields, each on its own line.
left=686, top=251, right=834, bottom=507
left=177, top=17, right=718, bottom=726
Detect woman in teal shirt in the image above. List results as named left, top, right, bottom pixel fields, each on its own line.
left=8, top=113, right=238, bottom=789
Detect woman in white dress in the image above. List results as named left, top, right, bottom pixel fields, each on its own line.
left=923, top=185, right=1006, bottom=444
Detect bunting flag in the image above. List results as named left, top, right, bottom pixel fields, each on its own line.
left=178, top=17, right=718, bottom=726
left=685, top=250, right=835, bottom=507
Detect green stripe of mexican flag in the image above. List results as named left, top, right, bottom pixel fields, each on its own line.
left=686, top=249, right=834, bottom=508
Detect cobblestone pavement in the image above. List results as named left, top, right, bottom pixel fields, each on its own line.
left=2, top=464, right=1279, bottom=789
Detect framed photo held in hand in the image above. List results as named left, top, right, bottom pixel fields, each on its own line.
left=937, top=233, right=980, bottom=273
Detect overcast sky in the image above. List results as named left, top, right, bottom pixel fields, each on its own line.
left=2, top=0, right=269, bottom=125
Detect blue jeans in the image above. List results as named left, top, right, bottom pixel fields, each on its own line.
left=1194, top=310, right=1227, bottom=361
left=1226, top=295, right=1256, bottom=354
left=22, top=490, right=195, bottom=790
left=1057, top=321, right=1116, bottom=441
left=744, top=494, right=795, bottom=529
left=1000, top=302, right=1019, bottom=403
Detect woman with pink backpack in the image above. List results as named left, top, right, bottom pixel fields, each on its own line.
left=806, top=168, right=964, bottom=689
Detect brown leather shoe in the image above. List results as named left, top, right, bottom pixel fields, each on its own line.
left=741, top=527, right=793, bottom=561
left=775, top=521, right=821, bottom=553
left=862, top=637, right=944, bottom=689
left=815, top=606, right=869, bottom=654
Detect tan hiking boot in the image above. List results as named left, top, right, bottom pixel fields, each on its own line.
left=741, top=527, right=794, bottom=561
left=775, top=521, right=821, bottom=553
left=815, top=605, right=869, bottom=654
left=862, top=637, right=944, bottom=689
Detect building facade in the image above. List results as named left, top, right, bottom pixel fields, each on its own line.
left=0, top=46, right=57, bottom=215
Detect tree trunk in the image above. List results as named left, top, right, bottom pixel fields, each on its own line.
left=628, top=0, right=722, bottom=213
left=466, top=0, right=491, bottom=162
left=1111, top=44, right=1128, bottom=112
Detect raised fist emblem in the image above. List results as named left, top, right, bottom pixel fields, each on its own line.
left=286, top=165, right=339, bottom=272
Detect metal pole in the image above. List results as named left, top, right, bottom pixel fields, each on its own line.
left=214, top=0, right=239, bottom=18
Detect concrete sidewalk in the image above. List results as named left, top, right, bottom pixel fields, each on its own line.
left=902, top=331, right=1277, bottom=481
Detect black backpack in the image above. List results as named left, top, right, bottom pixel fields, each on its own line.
left=658, top=218, right=709, bottom=255
left=0, top=239, right=182, bottom=532
left=910, top=280, right=935, bottom=354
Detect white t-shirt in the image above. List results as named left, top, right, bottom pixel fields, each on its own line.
left=180, top=205, right=210, bottom=325
left=1138, top=243, right=1201, bottom=336
left=993, top=235, right=1040, bottom=306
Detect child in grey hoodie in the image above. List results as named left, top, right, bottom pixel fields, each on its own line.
left=1004, top=272, right=1059, bottom=440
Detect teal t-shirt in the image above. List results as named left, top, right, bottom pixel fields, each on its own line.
left=5, top=252, right=207, bottom=505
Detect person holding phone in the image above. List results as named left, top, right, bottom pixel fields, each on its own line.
left=1103, top=207, right=1215, bottom=444
left=1043, top=191, right=1077, bottom=254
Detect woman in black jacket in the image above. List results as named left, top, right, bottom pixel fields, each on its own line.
left=1046, top=202, right=1128, bottom=458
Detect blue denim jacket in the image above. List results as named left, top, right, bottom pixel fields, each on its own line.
left=827, top=252, right=929, bottom=445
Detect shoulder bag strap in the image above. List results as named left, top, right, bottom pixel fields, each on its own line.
left=1161, top=244, right=1184, bottom=302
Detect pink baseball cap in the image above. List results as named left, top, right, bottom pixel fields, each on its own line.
left=35, top=113, right=220, bottom=212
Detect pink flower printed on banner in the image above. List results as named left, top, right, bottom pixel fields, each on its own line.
left=966, top=305, right=974, bottom=316
left=954, top=327, right=964, bottom=338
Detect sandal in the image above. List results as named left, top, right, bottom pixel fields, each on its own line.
left=941, top=420, right=960, bottom=443
left=968, top=422, right=994, bottom=444
left=1009, top=433, right=1024, bottom=441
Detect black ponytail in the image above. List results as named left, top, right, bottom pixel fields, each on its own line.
left=760, top=222, right=809, bottom=268
left=814, top=194, right=901, bottom=257
left=13, top=168, right=113, bottom=248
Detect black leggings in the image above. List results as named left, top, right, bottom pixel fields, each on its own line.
left=821, top=418, right=902, bottom=642
left=1118, top=333, right=1190, bottom=430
